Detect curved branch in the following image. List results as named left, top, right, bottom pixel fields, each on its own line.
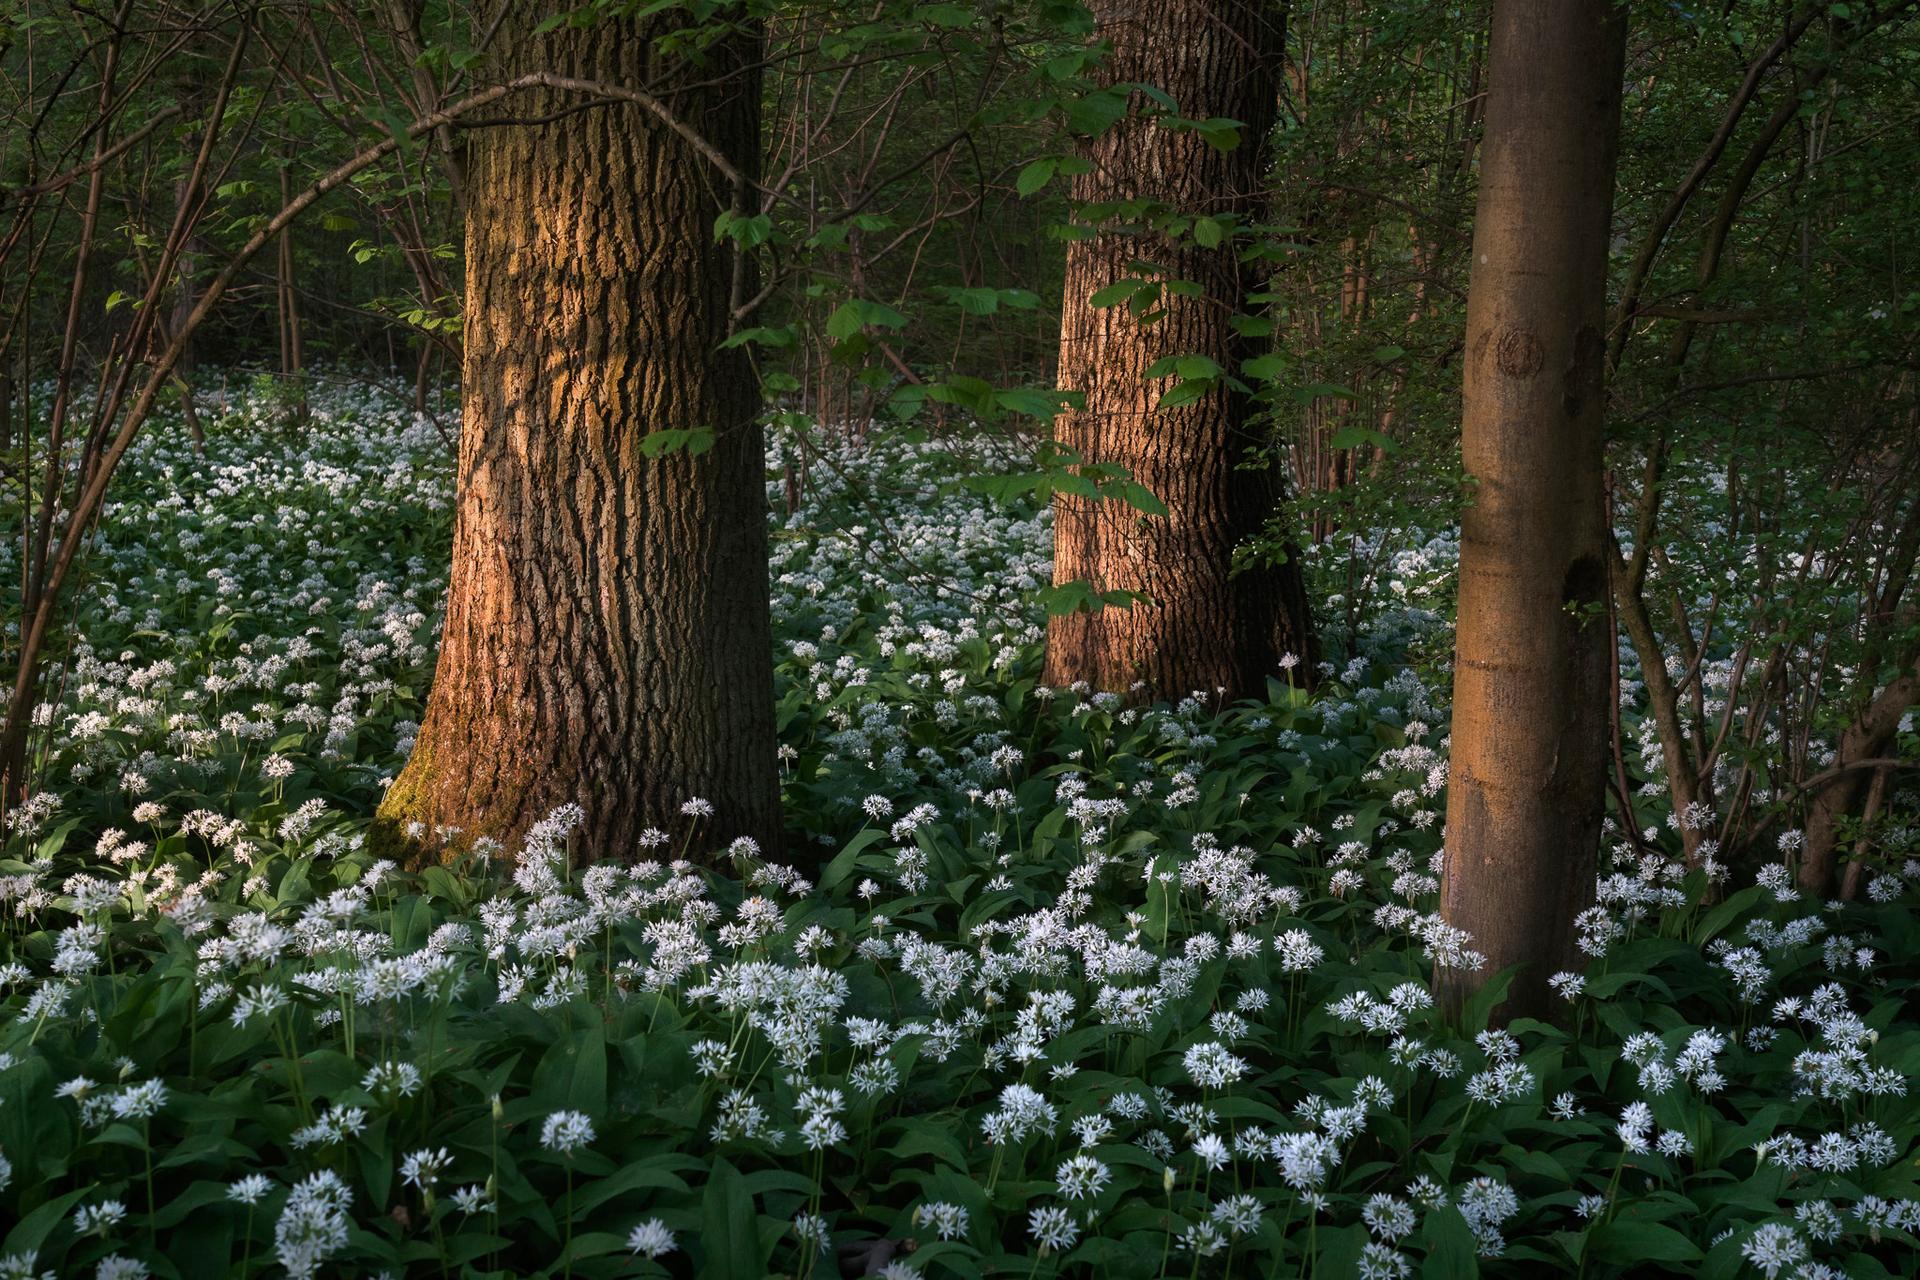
left=1606, top=4, right=1820, bottom=374
left=0, top=104, right=183, bottom=204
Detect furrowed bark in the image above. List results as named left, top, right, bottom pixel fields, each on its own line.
left=1043, top=0, right=1317, bottom=703
left=375, top=6, right=782, bottom=863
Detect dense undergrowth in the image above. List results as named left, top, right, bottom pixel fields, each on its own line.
left=1, top=382, right=1918, bottom=1279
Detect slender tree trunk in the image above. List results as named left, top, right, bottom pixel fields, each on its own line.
left=277, top=161, right=305, bottom=422
left=1043, top=0, right=1316, bottom=702
left=375, top=7, right=781, bottom=863
left=170, top=173, right=200, bottom=379
left=1800, top=651, right=1919, bottom=893
left=1613, top=578, right=1711, bottom=863
left=1837, top=764, right=1891, bottom=901
left=1437, top=0, right=1626, bottom=1022
left=170, top=128, right=207, bottom=451
left=385, top=0, right=468, bottom=211
left=414, top=342, right=434, bottom=415
left=173, top=375, right=205, bottom=450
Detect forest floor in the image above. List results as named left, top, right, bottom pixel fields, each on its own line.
left=1, top=379, right=1915, bottom=1279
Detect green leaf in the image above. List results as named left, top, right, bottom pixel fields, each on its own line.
left=1587, top=1219, right=1703, bottom=1265
left=1089, top=278, right=1147, bottom=309
left=638, top=427, right=717, bottom=458
left=1690, top=883, right=1765, bottom=944
left=1155, top=378, right=1213, bottom=411
left=1420, top=1206, right=1481, bottom=1279
left=1584, top=969, right=1675, bottom=1000
left=917, top=2, right=976, bottom=28
left=714, top=210, right=773, bottom=248
left=1068, top=85, right=1131, bottom=136
left=3, top=1186, right=92, bottom=1258
left=699, top=1159, right=763, bottom=1280
left=1035, top=582, right=1144, bottom=617
left=1132, top=83, right=1177, bottom=111
left=821, top=827, right=887, bottom=890
left=1317, top=1224, right=1370, bottom=1277
left=36, top=814, right=84, bottom=859
left=1170, top=115, right=1245, bottom=151
left=1328, top=426, right=1396, bottom=453
left=532, top=1024, right=607, bottom=1117
left=1460, top=967, right=1517, bottom=1033
left=945, top=288, right=999, bottom=315
left=1116, top=481, right=1169, bottom=518
left=883, top=1125, right=971, bottom=1170
left=825, top=299, right=908, bottom=339
left=995, top=387, right=1070, bottom=419
left=720, top=324, right=796, bottom=350
left=1016, top=157, right=1058, bottom=198
left=570, top=1157, right=693, bottom=1217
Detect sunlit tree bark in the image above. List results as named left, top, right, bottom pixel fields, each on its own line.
left=1437, top=0, right=1626, bottom=1021
left=1043, top=0, right=1316, bottom=702
left=376, top=6, right=781, bottom=862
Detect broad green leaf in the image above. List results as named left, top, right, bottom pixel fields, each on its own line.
left=1016, top=157, right=1058, bottom=198
left=825, top=299, right=908, bottom=339
left=1155, top=377, right=1213, bottom=411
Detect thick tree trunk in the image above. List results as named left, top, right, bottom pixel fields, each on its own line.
left=1043, top=0, right=1316, bottom=702
left=376, top=8, right=781, bottom=863
left=1437, top=0, right=1626, bottom=1023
